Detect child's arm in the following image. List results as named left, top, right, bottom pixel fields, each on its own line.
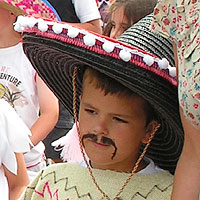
left=171, top=109, right=200, bottom=200
left=29, top=75, right=59, bottom=146
left=4, top=153, right=29, bottom=200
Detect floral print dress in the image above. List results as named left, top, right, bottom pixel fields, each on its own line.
left=151, top=0, right=200, bottom=129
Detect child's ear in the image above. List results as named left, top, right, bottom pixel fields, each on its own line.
left=79, top=95, right=82, bottom=101
left=10, top=12, right=17, bottom=23
left=141, top=120, right=160, bottom=144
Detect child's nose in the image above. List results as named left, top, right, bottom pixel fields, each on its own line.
left=93, top=117, right=109, bottom=135
left=110, top=29, right=121, bottom=39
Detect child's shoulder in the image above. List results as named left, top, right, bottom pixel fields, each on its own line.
left=42, top=162, right=85, bottom=174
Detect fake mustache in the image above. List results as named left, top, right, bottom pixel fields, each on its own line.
left=81, top=133, right=117, bottom=159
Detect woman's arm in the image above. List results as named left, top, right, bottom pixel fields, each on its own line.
left=171, top=109, right=200, bottom=200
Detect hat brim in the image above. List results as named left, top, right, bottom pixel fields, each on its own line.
left=22, top=20, right=183, bottom=174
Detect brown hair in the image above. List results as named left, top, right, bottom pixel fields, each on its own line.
left=103, top=0, right=157, bottom=36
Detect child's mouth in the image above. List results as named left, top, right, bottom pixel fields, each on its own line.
left=92, top=141, right=110, bottom=147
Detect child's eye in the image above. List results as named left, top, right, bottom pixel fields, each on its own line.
left=85, top=109, right=97, bottom=115
left=122, top=25, right=128, bottom=30
left=113, top=117, right=128, bottom=123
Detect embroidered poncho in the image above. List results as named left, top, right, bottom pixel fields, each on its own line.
left=21, top=163, right=173, bottom=200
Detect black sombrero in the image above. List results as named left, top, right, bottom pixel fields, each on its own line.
left=19, top=14, right=183, bottom=174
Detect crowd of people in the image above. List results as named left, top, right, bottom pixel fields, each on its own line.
left=0, top=0, right=200, bottom=200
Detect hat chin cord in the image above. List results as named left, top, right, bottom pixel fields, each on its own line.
left=72, top=66, right=161, bottom=200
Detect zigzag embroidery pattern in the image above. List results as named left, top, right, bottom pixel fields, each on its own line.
left=131, top=183, right=173, bottom=199
left=24, top=170, right=172, bottom=200
left=25, top=170, right=93, bottom=200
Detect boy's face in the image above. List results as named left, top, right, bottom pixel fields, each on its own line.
left=79, top=76, right=151, bottom=172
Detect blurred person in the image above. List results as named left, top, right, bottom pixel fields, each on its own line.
left=0, top=0, right=59, bottom=181
left=103, top=0, right=157, bottom=38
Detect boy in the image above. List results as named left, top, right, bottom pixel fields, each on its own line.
left=0, top=0, right=59, bottom=181
left=19, top=14, right=183, bottom=199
